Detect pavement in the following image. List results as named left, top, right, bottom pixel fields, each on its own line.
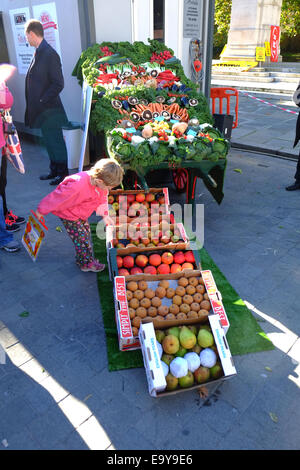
left=1, top=84, right=300, bottom=451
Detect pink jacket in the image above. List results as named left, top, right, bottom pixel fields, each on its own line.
left=0, top=86, right=14, bottom=148
left=37, top=171, right=109, bottom=221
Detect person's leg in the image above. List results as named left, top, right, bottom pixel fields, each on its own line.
left=286, top=150, right=300, bottom=190
left=0, top=196, right=20, bottom=252
left=40, top=124, right=68, bottom=181
left=60, top=218, right=104, bottom=271
left=0, top=154, right=8, bottom=215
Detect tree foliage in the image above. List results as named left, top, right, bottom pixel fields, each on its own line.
left=280, top=0, right=300, bottom=37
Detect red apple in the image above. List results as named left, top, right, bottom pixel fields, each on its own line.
left=108, top=195, right=114, bottom=204
left=149, top=253, right=162, bottom=267
left=135, top=254, right=148, bottom=268
left=123, top=256, right=134, bottom=269
left=161, top=252, right=174, bottom=265
left=145, top=193, right=155, bottom=202
left=136, top=193, right=145, bottom=203
left=184, top=251, right=195, bottom=263
left=127, top=194, right=136, bottom=203
left=181, top=262, right=194, bottom=271
left=116, top=256, right=123, bottom=268
left=144, top=266, right=157, bottom=275
left=157, top=264, right=170, bottom=274
left=118, top=268, right=130, bottom=276
left=170, top=263, right=182, bottom=273
left=173, top=251, right=186, bottom=264
left=130, top=267, right=143, bottom=275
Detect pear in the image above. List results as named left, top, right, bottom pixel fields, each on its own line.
left=161, top=353, right=174, bottom=366
left=155, top=330, right=165, bottom=344
left=178, top=370, right=194, bottom=388
left=166, top=326, right=180, bottom=338
left=197, top=329, right=214, bottom=348
left=179, top=325, right=197, bottom=349
left=175, top=346, right=187, bottom=358
left=210, top=363, right=223, bottom=379
left=194, top=366, right=210, bottom=384
left=165, top=373, right=178, bottom=391
left=162, top=334, right=180, bottom=355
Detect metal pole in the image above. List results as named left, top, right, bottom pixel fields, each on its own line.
left=203, top=0, right=215, bottom=100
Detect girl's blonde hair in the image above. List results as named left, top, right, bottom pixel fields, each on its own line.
left=90, top=159, right=124, bottom=188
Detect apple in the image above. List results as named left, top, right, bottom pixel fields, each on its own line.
left=145, top=193, right=155, bottom=202
left=181, top=262, right=194, bottom=270
left=149, top=254, right=162, bottom=266
left=157, top=264, right=170, bottom=275
left=108, top=195, right=114, bottom=204
left=127, top=194, right=135, bottom=203
left=161, top=236, right=170, bottom=244
left=184, top=251, right=195, bottom=263
left=118, top=268, right=130, bottom=276
left=170, top=263, right=182, bottom=273
left=130, top=267, right=143, bottom=275
left=112, top=202, right=119, bottom=212
left=173, top=251, right=185, bottom=264
left=116, top=243, right=125, bottom=248
left=161, top=252, right=174, bottom=265
left=136, top=193, right=145, bottom=203
left=116, top=256, right=123, bottom=268
left=144, top=265, right=157, bottom=275
left=123, top=256, right=134, bottom=269
left=135, top=254, right=148, bottom=268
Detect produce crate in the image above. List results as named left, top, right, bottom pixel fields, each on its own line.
left=107, top=187, right=170, bottom=225
left=108, top=246, right=201, bottom=281
left=113, top=269, right=215, bottom=351
left=105, top=221, right=190, bottom=254
left=139, top=315, right=237, bottom=397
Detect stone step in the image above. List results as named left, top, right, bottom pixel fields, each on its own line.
left=212, top=69, right=270, bottom=77
left=211, top=74, right=275, bottom=83
left=270, top=71, right=300, bottom=79
left=211, top=78, right=296, bottom=95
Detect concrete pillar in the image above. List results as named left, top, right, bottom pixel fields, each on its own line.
left=222, top=0, right=282, bottom=62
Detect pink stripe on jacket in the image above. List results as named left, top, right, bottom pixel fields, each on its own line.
left=37, top=171, right=109, bottom=221
left=0, top=86, right=14, bottom=149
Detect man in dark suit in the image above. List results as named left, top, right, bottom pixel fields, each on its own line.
left=24, top=19, right=69, bottom=185
left=286, top=80, right=300, bottom=191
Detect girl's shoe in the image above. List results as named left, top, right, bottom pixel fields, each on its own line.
left=5, top=219, right=20, bottom=232
left=80, top=260, right=105, bottom=272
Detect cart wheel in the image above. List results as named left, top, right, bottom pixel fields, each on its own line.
left=172, top=169, right=188, bottom=193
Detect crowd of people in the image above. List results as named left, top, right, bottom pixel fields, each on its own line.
left=0, top=19, right=299, bottom=271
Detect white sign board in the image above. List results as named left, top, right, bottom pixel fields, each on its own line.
left=9, top=7, right=34, bottom=75
left=32, top=2, right=61, bottom=57
left=183, top=0, right=202, bottom=38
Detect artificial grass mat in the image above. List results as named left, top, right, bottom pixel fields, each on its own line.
left=90, top=224, right=274, bottom=372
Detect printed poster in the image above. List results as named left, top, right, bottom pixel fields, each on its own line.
left=32, top=2, right=61, bottom=57
left=9, top=7, right=35, bottom=75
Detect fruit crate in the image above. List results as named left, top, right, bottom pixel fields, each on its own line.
left=108, top=247, right=201, bottom=281
left=113, top=269, right=223, bottom=351
left=139, top=316, right=237, bottom=397
left=107, top=187, right=170, bottom=226
left=105, top=221, right=190, bottom=255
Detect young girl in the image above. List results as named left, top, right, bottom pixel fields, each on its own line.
left=36, top=158, right=124, bottom=272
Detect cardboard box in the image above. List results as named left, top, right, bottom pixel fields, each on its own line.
left=106, top=222, right=189, bottom=255
left=108, top=246, right=201, bottom=282
left=139, top=315, right=237, bottom=397
left=114, top=276, right=140, bottom=351
left=108, top=187, right=170, bottom=225
left=200, top=270, right=230, bottom=334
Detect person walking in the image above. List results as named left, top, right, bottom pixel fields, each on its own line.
left=35, top=158, right=123, bottom=272
left=24, top=19, right=69, bottom=186
left=286, top=80, right=300, bottom=191
left=0, top=64, right=25, bottom=233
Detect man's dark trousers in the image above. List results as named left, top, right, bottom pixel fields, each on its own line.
left=40, top=119, right=69, bottom=177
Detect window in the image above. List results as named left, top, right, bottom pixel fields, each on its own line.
left=154, top=0, right=164, bottom=42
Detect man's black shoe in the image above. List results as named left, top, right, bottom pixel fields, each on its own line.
left=285, top=182, right=300, bottom=191
left=40, top=173, right=56, bottom=180
left=49, top=176, right=65, bottom=186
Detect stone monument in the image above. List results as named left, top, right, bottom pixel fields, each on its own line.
left=221, top=0, right=283, bottom=63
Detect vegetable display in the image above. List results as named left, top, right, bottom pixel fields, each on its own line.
left=73, top=38, right=230, bottom=169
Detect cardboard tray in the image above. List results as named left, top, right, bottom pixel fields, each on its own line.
left=105, top=221, right=190, bottom=254
left=138, top=315, right=237, bottom=397
left=113, top=269, right=230, bottom=351
left=108, top=246, right=201, bottom=282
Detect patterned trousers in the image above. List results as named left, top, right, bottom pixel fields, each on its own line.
left=60, top=218, right=94, bottom=267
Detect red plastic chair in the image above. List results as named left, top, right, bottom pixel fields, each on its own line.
left=210, top=87, right=239, bottom=129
